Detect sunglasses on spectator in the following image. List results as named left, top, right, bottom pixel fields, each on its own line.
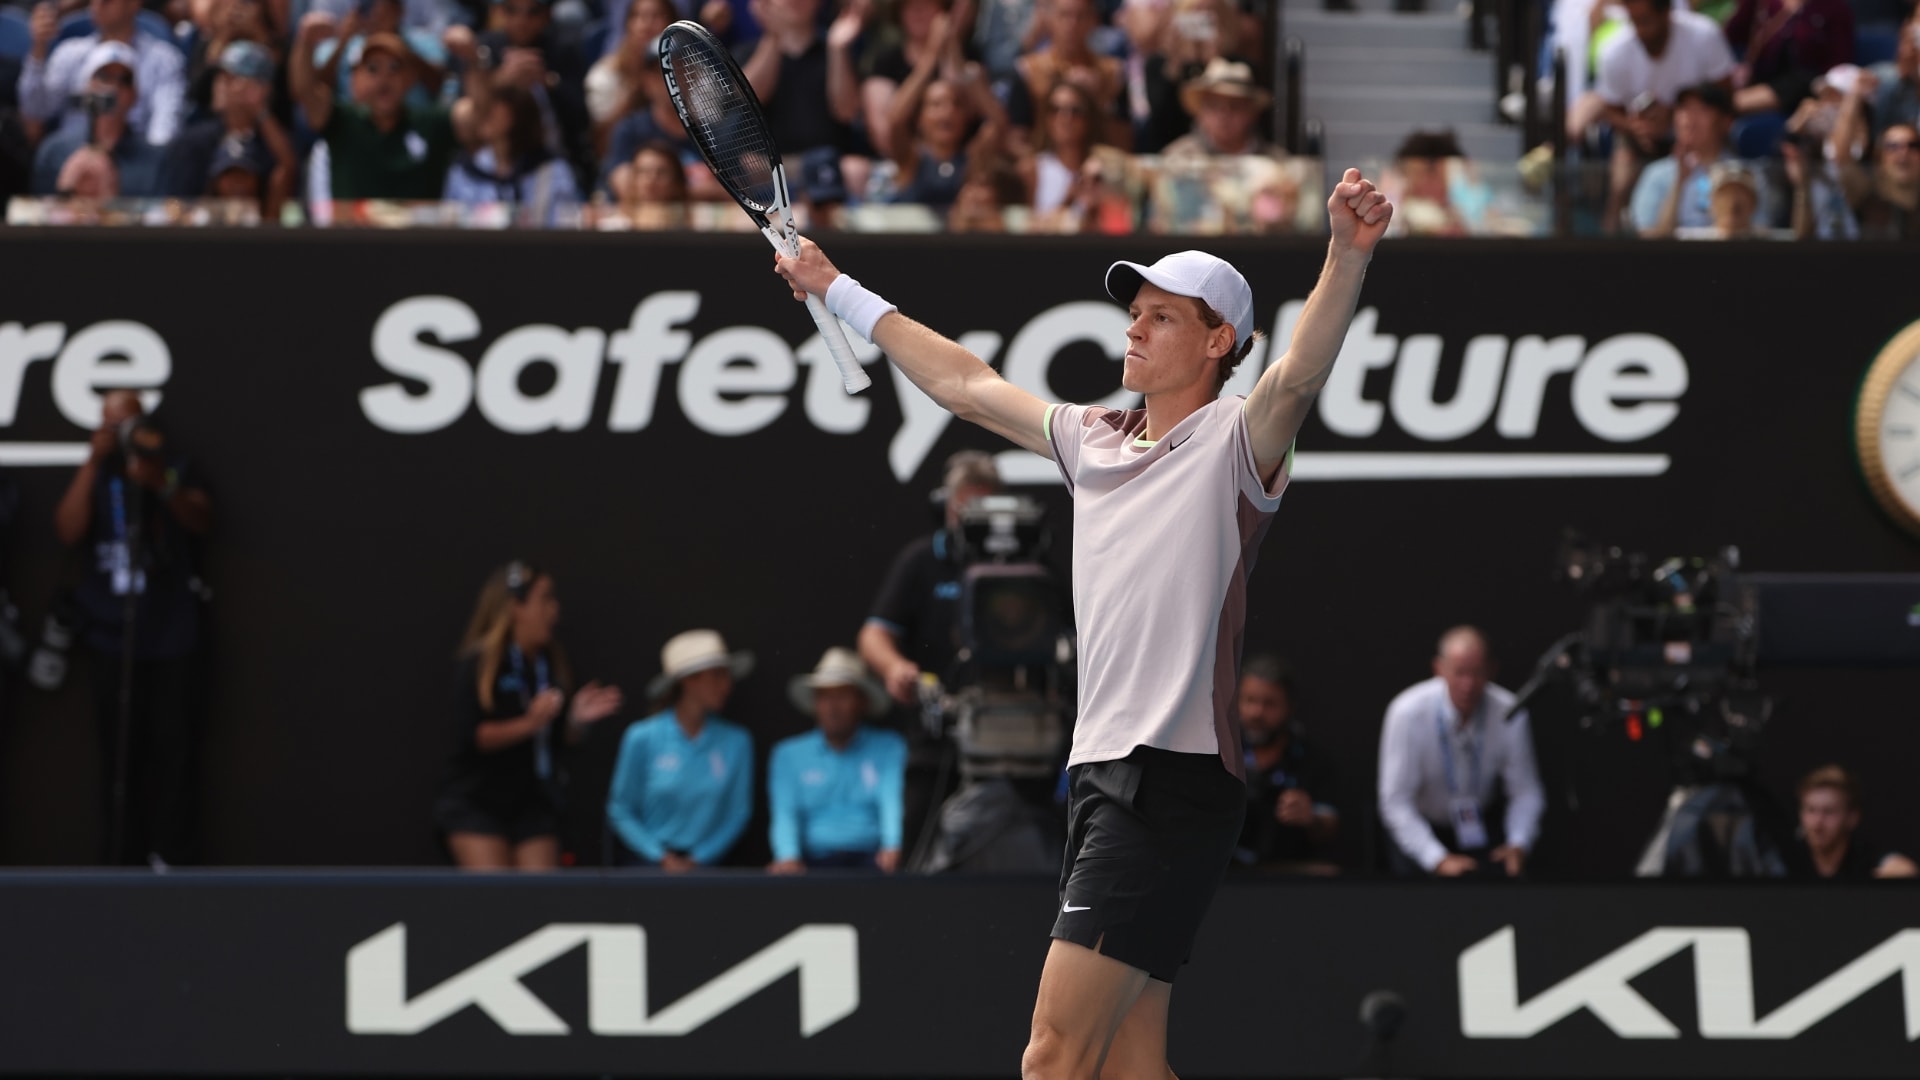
left=1885, top=138, right=1919, bottom=153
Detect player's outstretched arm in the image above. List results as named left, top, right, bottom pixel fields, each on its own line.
left=776, top=239, right=1054, bottom=459
left=1244, top=168, right=1392, bottom=481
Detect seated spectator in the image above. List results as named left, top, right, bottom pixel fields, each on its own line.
left=946, top=156, right=1026, bottom=229
left=1390, top=127, right=1474, bottom=235
left=1118, top=0, right=1250, bottom=152
left=444, top=83, right=581, bottom=221
left=31, top=42, right=166, bottom=196
left=17, top=0, right=188, bottom=146
left=1784, top=765, right=1919, bottom=880
left=1789, top=111, right=1920, bottom=239
left=599, top=138, right=689, bottom=228
left=1725, top=0, right=1853, bottom=116
left=740, top=0, right=861, bottom=164
left=1015, top=0, right=1124, bottom=145
left=862, top=0, right=949, bottom=161
left=1631, top=81, right=1769, bottom=234
left=886, top=20, right=1007, bottom=213
left=1867, top=12, right=1918, bottom=140
left=293, top=15, right=471, bottom=200
left=606, top=630, right=755, bottom=871
left=306, top=0, right=452, bottom=37
left=1378, top=626, right=1543, bottom=879
left=1161, top=57, right=1272, bottom=161
left=1232, top=655, right=1337, bottom=873
left=1571, top=0, right=1735, bottom=232
left=472, top=0, right=590, bottom=182
left=767, top=648, right=906, bottom=873
left=160, top=42, right=293, bottom=216
left=179, top=0, right=285, bottom=120
left=585, top=0, right=673, bottom=153
left=436, top=561, right=625, bottom=870
left=1021, top=78, right=1125, bottom=229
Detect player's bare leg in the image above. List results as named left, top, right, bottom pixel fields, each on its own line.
left=511, top=835, right=559, bottom=870
left=1098, top=979, right=1176, bottom=1080
left=1023, top=939, right=1151, bottom=1080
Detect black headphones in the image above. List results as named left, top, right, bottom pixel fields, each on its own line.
left=505, top=559, right=538, bottom=601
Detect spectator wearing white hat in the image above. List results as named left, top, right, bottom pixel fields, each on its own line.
left=606, top=630, right=755, bottom=871
left=768, top=648, right=907, bottom=874
left=30, top=41, right=165, bottom=196
left=17, top=0, right=188, bottom=146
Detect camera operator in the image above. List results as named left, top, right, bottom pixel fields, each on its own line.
left=858, top=449, right=1002, bottom=850
left=1232, top=654, right=1338, bottom=873
left=436, top=560, right=624, bottom=870
left=1377, top=626, right=1542, bottom=878
left=1784, top=765, right=1919, bottom=881
left=53, top=390, right=211, bottom=867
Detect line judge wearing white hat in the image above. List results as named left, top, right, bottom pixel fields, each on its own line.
left=605, top=630, right=755, bottom=871
left=767, top=648, right=907, bottom=875
left=776, top=168, right=1391, bottom=1077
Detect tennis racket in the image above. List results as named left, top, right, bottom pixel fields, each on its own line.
left=658, top=20, right=871, bottom=394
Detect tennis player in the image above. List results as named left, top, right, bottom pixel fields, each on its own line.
left=775, top=168, right=1391, bottom=1080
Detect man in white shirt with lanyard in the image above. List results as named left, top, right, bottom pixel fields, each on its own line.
left=1377, top=625, right=1544, bottom=877
left=774, top=168, right=1391, bottom=1079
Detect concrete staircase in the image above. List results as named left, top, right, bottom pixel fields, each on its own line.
left=1280, top=0, right=1521, bottom=170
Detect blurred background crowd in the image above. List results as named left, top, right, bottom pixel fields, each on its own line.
left=0, top=0, right=1911, bottom=235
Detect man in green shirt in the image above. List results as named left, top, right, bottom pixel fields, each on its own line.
left=291, top=13, right=477, bottom=201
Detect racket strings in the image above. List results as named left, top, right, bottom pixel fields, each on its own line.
left=665, top=43, right=779, bottom=212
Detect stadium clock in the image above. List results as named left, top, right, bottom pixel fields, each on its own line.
left=1857, top=321, right=1920, bottom=540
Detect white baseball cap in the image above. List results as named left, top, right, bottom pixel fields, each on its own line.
left=83, top=40, right=139, bottom=83
left=1105, top=251, right=1255, bottom=350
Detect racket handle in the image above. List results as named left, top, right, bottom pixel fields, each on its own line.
left=804, top=292, right=872, bottom=394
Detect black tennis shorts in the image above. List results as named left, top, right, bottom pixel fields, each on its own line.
left=1051, top=746, right=1245, bottom=982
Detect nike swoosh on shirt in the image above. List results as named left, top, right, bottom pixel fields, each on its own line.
left=1167, top=433, right=1193, bottom=452
left=1061, top=904, right=1091, bottom=913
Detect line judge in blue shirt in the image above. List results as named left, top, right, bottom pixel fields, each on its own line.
left=768, top=648, right=908, bottom=874
left=606, top=630, right=755, bottom=871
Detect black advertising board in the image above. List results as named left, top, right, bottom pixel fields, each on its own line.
left=0, top=233, right=1915, bottom=876
left=0, top=874, right=1916, bottom=1077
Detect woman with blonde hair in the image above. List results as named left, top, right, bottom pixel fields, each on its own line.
left=435, top=560, right=624, bottom=869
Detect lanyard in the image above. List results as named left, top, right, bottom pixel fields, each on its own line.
left=1435, top=701, right=1482, bottom=799
left=510, top=645, right=553, bottom=780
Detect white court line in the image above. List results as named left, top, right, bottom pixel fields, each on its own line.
left=0, top=443, right=92, bottom=467
left=997, top=450, right=1671, bottom=484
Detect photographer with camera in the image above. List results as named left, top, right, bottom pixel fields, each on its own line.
left=1232, top=655, right=1338, bottom=873
left=53, top=390, right=212, bottom=867
left=1377, top=626, right=1543, bottom=879
left=29, top=41, right=165, bottom=197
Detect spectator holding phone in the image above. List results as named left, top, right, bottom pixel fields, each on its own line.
left=31, top=41, right=166, bottom=196
left=161, top=42, right=293, bottom=214
left=436, top=560, right=624, bottom=870
left=17, top=0, right=188, bottom=146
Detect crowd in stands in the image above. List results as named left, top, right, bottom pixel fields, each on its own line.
left=0, top=0, right=1329, bottom=230
left=1553, top=0, right=1918, bottom=237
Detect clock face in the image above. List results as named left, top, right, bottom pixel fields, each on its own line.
left=1859, top=323, right=1920, bottom=539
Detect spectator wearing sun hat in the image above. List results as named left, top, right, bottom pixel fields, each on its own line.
left=605, top=630, right=755, bottom=871
left=1160, top=57, right=1275, bottom=162
left=768, top=648, right=907, bottom=874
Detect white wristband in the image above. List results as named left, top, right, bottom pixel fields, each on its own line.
left=824, top=274, right=897, bottom=343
